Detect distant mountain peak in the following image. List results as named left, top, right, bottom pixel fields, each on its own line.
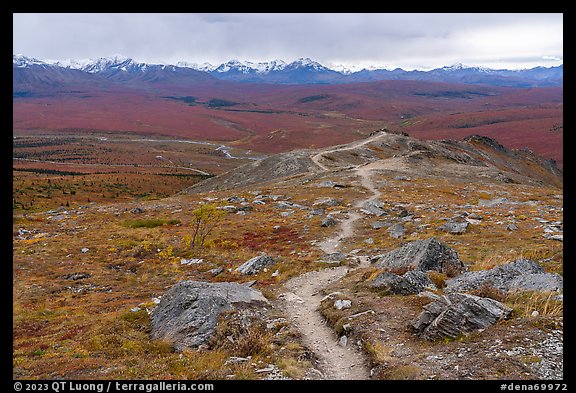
left=81, top=55, right=134, bottom=73
left=13, top=54, right=46, bottom=68
left=13, top=53, right=563, bottom=87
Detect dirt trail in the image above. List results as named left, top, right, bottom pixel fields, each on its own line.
left=280, top=135, right=387, bottom=380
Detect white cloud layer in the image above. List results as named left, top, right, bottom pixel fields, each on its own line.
left=13, top=13, right=563, bottom=70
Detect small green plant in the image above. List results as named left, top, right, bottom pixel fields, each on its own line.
left=158, top=245, right=178, bottom=263
left=122, top=219, right=180, bottom=228
left=190, top=203, right=226, bottom=248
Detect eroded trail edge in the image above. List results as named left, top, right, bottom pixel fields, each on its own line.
left=280, top=149, right=382, bottom=380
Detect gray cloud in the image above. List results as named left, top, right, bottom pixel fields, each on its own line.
left=13, top=13, right=563, bottom=70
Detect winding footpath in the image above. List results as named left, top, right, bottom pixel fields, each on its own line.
left=280, top=133, right=385, bottom=379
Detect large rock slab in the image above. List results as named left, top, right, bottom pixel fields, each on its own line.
left=236, top=254, right=276, bottom=275
left=445, top=259, right=563, bottom=293
left=370, top=270, right=435, bottom=295
left=373, top=238, right=465, bottom=275
left=411, top=292, right=512, bottom=340
left=151, top=280, right=268, bottom=351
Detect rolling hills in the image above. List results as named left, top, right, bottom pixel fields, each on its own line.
left=13, top=55, right=563, bottom=167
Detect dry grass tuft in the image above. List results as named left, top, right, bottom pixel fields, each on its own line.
left=506, top=291, right=563, bottom=318
left=469, top=283, right=508, bottom=303
left=209, top=311, right=274, bottom=357
left=379, top=364, right=423, bottom=380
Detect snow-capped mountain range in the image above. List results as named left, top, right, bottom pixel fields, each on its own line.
left=13, top=54, right=563, bottom=88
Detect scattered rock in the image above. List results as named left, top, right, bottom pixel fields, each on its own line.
left=438, top=221, right=469, bottom=234
left=224, top=356, right=250, bottom=365
left=237, top=205, right=253, bottom=213
left=150, top=280, right=268, bottom=351
left=387, top=223, right=406, bottom=239
left=81, top=248, right=89, bottom=253
left=411, top=293, right=512, bottom=340
left=394, top=175, right=410, bottom=181
left=373, top=238, right=465, bottom=275
left=313, top=197, right=342, bottom=208
left=309, top=208, right=325, bottom=216
left=334, top=299, right=352, bottom=310
left=320, top=252, right=346, bottom=263
left=218, top=205, right=238, bottom=212
left=370, top=270, right=435, bottom=295
left=181, top=258, right=203, bottom=265
left=362, top=200, right=387, bottom=216
left=207, top=267, right=224, bottom=276
left=338, top=335, right=348, bottom=347
left=506, top=223, right=518, bottom=231
left=543, top=234, right=563, bottom=242
left=236, top=254, right=276, bottom=275
left=130, top=207, right=145, bottom=214
left=445, top=259, right=563, bottom=294
left=395, top=206, right=410, bottom=218
left=477, top=197, right=511, bottom=207
left=364, top=237, right=374, bottom=244
left=371, top=221, right=386, bottom=230
left=317, top=180, right=346, bottom=188
left=321, top=215, right=336, bottom=227
left=227, top=196, right=247, bottom=203
left=276, top=201, right=308, bottom=210
left=131, top=307, right=141, bottom=312
left=62, top=272, right=91, bottom=281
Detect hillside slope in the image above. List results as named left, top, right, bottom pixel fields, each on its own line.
left=187, top=130, right=562, bottom=194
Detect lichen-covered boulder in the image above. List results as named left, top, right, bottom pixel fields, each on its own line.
left=373, top=238, right=465, bottom=275
left=411, top=292, right=512, bottom=340
left=150, top=280, right=268, bottom=351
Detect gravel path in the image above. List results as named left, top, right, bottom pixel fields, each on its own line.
left=280, top=138, right=386, bottom=379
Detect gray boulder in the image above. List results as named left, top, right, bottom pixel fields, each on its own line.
left=477, top=197, right=511, bottom=207
left=438, top=221, right=469, bottom=234
left=445, top=259, right=563, bottom=293
left=411, top=292, right=512, bottom=341
left=370, top=270, right=435, bottom=295
left=510, top=273, right=563, bottom=292
left=150, top=280, right=269, bottom=351
left=387, top=223, right=406, bottom=239
left=310, top=208, right=325, bottom=216
left=373, top=238, right=465, bottom=275
left=313, top=197, right=342, bottom=208
left=320, top=252, right=346, bottom=264
left=362, top=200, right=387, bottom=216
left=236, top=254, right=276, bottom=275
left=321, top=215, right=336, bottom=227
left=371, top=221, right=386, bottom=230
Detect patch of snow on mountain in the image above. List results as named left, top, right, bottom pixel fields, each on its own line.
left=13, top=54, right=46, bottom=68
left=177, top=61, right=217, bottom=72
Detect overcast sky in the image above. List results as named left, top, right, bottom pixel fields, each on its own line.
left=13, top=13, right=563, bottom=70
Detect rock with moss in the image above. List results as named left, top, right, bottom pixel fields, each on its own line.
left=411, top=292, right=512, bottom=340
left=150, top=280, right=268, bottom=351
left=373, top=238, right=465, bottom=275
